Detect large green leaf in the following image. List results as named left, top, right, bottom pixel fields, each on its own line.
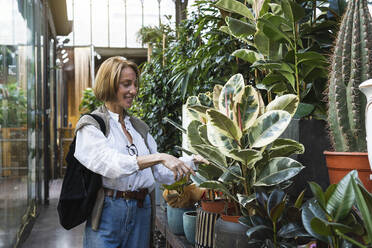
left=281, top=0, right=305, bottom=23
left=297, top=51, right=327, bottom=65
left=254, top=157, right=304, bottom=186
left=235, top=85, right=260, bottom=132
left=301, top=199, right=328, bottom=243
left=192, top=144, right=228, bottom=168
left=226, top=16, right=256, bottom=39
left=187, top=120, right=204, bottom=146
left=196, top=163, right=223, bottom=180
left=259, top=15, right=292, bottom=45
left=207, top=122, right=240, bottom=157
left=266, top=94, right=299, bottom=116
left=219, top=74, right=245, bottom=121
left=215, top=0, right=254, bottom=20
left=199, top=180, right=237, bottom=201
left=293, top=103, right=314, bottom=119
left=308, top=182, right=326, bottom=210
left=248, top=110, right=291, bottom=148
left=278, top=223, right=309, bottom=238
left=226, top=148, right=262, bottom=168
left=254, top=27, right=281, bottom=59
left=237, top=193, right=256, bottom=208
left=310, top=217, right=332, bottom=236
left=351, top=177, right=372, bottom=241
left=269, top=138, right=304, bottom=158
left=326, top=170, right=356, bottom=222
left=218, top=163, right=242, bottom=183
left=207, top=109, right=242, bottom=140
left=198, top=125, right=211, bottom=145
left=232, top=49, right=263, bottom=64
left=213, top=84, right=223, bottom=110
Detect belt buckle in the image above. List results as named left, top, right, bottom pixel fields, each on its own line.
left=122, top=191, right=128, bottom=199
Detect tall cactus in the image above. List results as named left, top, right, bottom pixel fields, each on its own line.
left=328, top=0, right=372, bottom=152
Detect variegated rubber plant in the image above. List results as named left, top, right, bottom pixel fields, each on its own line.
left=179, top=73, right=305, bottom=213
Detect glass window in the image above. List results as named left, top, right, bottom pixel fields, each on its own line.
left=126, top=0, right=142, bottom=48
left=74, top=0, right=91, bottom=46
left=92, top=0, right=109, bottom=47
left=109, top=0, right=126, bottom=47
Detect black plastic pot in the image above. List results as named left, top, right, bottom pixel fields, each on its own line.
left=281, top=119, right=332, bottom=197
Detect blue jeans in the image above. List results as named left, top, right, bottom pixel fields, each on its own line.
left=83, top=194, right=151, bottom=248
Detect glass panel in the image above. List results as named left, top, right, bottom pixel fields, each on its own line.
left=74, top=0, right=91, bottom=46
left=109, top=0, right=125, bottom=47
left=144, top=0, right=159, bottom=27
left=126, top=0, right=142, bottom=48
left=92, top=0, right=108, bottom=47
left=0, top=0, right=38, bottom=246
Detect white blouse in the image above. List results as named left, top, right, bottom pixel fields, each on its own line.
left=74, top=110, right=194, bottom=192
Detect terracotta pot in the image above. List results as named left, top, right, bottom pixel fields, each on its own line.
left=220, top=214, right=240, bottom=223
left=324, top=151, right=372, bottom=192
left=201, top=200, right=233, bottom=214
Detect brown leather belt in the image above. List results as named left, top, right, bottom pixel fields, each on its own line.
left=104, top=188, right=149, bottom=208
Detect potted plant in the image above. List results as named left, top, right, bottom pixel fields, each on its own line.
left=302, top=170, right=372, bottom=248
left=325, top=0, right=372, bottom=191
left=171, top=73, right=305, bottom=247
left=214, top=0, right=344, bottom=196
left=162, top=176, right=204, bottom=235
left=238, top=189, right=313, bottom=248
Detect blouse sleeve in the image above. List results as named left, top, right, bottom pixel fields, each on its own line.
left=146, top=133, right=195, bottom=185
left=74, top=125, right=139, bottom=179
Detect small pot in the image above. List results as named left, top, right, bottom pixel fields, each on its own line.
left=201, top=199, right=234, bottom=214
left=166, top=205, right=194, bottom=235
left=183, top=211, right=197, bottom=245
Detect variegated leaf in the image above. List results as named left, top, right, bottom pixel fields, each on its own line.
left=213, top=84, right=223, bottom=110
left=266, top=94, right=299, bottom=116
left=254, top=157, right=304, bottom=186
left=226, top=148, right=262, bottom=168
left=219, top=74, right=245, bottom=120
left=235, top=85, right=260, bottom=132
left=207, top=109, right=242, bottom=141
left=248, top=110, right=291, bottom=148
left=198, top=124, right=211, bottom=145
left=207, top=122, right=240, bottom=157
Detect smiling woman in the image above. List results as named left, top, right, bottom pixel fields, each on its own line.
left=73, top=56, right=207, bottom=248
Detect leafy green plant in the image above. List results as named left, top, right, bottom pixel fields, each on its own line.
left=0, top=83, right=27, bottom=127
left=327, top=0, right=372, bottom=152
left=302, top=170, right=372, bottom=248
left=133, top=0, right=251, bottom=155
left=172, top=73, right=305, bottom=214
left=215, top=0, right=343, bottom=119
left=79, top=88, right=103, bottom=114
left=239, top=189, right=311, bottom=247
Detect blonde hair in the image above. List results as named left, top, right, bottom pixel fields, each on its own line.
left=93, top=56, right=140, bottom=102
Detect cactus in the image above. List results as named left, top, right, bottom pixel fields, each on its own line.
left=328, top=0, right=372, bottom=152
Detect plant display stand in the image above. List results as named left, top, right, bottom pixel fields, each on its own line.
left=155, top=205, right=193, bottom=248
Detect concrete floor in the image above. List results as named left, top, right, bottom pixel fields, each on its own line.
left=21, top=180, right=84, bottom=248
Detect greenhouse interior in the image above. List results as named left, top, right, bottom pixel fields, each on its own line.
left=1, top=0, right=372, bottom=247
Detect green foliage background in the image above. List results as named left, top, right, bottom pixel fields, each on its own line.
left=132, top=0, right=252, bottom=155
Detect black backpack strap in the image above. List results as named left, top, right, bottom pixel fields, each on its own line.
left=86, top=114, right=106, bottom=136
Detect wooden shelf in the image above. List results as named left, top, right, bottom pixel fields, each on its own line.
left=155, top=206, right=193, bottom=248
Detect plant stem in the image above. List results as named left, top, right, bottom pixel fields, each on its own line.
left=293, top=22, right=300, bottom=100
left=335, top=230, right=367, bottom=248
left=241, top=164, right=248, bottom=195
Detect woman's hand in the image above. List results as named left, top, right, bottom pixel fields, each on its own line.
left=160, top=153, right=196, bottom=180
left=192, top=154, right=209, bottom=165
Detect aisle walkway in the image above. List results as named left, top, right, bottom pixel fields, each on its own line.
left=22, top=180, right=84, bottom=248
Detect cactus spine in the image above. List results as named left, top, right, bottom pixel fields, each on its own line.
left=328, top=0, right=372, bottom=152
